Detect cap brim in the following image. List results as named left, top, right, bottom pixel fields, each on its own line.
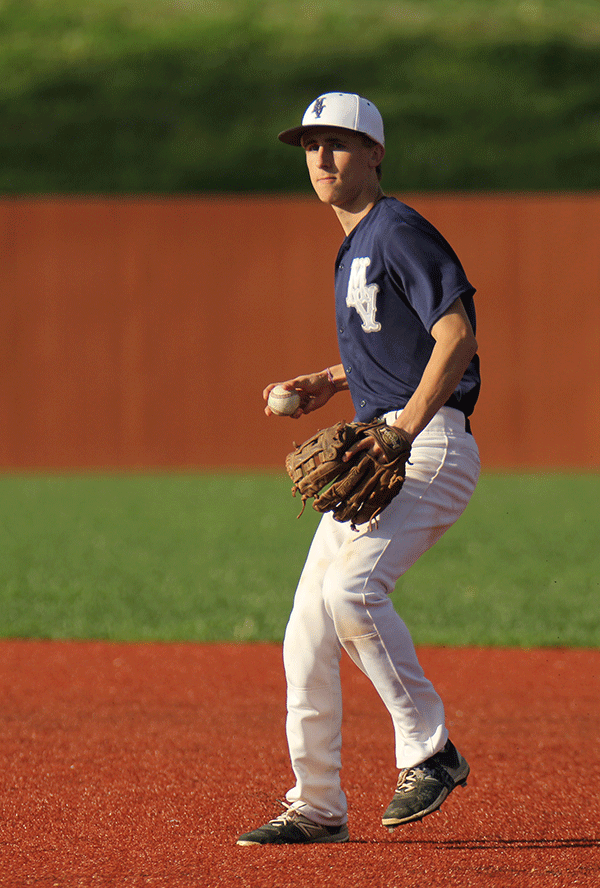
left=277, top=126, right=309, bottom=146
left=278, top=124, right=359, bottom=146
left=278, top=123, right=384, bottom=148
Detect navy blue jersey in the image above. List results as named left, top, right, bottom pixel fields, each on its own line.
left=334, top=196, right=481, bottom=422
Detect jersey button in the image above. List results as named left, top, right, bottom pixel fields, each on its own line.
left=360, top=400, right=366, bottom=408
left=345, top=366, right=352, bottom=374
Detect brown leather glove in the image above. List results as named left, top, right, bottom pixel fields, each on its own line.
left=285, top=420, right=411, bottom=530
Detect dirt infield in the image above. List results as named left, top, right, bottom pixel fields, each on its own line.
left=0, top=642, right=598, bottom=887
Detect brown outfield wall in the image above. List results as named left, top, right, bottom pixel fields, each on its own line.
left=0, top=194, right=599, bottom=470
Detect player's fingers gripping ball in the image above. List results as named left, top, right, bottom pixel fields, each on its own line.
left=285, top=420, right=411, bottom=530
left=268, top=385, right=302, bottom=416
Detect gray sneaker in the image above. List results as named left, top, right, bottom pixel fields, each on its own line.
left=382, top=739, right=469, bottom=830
left=237, top=804, right=349, bottom=845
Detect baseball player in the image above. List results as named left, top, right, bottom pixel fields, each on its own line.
left=237, top=93, right=481, bottom=845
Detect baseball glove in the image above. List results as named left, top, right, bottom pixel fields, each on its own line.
left=285, top=420, right=411, bottom=530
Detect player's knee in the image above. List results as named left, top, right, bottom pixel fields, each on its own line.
left=323, top=569, right=392, bottom=638
left=322, top=569, right=382, bottom=638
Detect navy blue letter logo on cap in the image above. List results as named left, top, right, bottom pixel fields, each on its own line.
left=312, top=97, right=325, bottom=118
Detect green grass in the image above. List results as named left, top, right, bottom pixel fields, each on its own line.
left=0, top=472, right=598, bottom=647
left=398, top=473, right=600, bottom=646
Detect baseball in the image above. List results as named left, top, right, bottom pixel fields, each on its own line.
left=268, top=385, right=301, bottom=416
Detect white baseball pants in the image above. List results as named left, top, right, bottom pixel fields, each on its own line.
left=282, top=406, right=480, bottom=826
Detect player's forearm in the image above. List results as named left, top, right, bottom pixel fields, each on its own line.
left=392, top=334, right=477, bottom=443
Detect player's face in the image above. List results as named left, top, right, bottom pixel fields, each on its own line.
left=301, top=128, right=382, bottom=211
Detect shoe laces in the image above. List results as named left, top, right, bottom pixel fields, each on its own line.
left=395, top=762, right=437, bottom=793
left=269, top=801, right=329, bottom=839
left=270, top=800, right=305, bottom=825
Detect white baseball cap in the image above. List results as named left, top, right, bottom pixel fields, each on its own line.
left=278, top=92, right=385, bottom=148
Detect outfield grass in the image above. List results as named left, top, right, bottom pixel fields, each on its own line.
left=0, top=472, right=597, bottom=647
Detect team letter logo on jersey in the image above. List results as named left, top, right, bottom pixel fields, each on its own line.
left=346, top=257, right=381, bottom=332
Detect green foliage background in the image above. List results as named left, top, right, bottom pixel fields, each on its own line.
left=2, top=0, right=600, bottom=193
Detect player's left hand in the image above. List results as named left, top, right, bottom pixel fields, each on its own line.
left=344, top=434, right=386, bottom=464
left=344, top=425, right=412, bottom=465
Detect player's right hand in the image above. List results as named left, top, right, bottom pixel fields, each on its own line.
left=263, top=371, right=336, bottom=418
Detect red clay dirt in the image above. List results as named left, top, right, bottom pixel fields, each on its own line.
left=0, top=641, right=598, bottom=887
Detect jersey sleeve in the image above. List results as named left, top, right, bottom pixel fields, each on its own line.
left=382, top=220, right=475, bottom=333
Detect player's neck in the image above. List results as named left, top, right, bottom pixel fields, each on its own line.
left=333, top=187, right=385, bottom=236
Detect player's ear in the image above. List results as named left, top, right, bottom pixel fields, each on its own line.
left=362, top=135, right=384, bottom=171
left=370, top=143, right=385, bottom=169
